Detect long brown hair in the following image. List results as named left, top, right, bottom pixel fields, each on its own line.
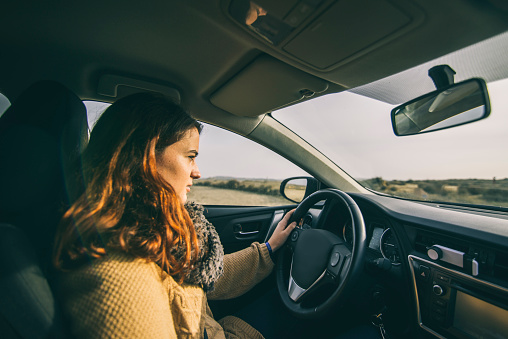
left=54, top=92, right=202, bottom=282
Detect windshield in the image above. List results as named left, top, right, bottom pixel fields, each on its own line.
left=273, top=76, right=508, bottom=208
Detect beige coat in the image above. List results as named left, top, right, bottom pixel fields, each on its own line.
left=59, top=242, right=274, bottom=339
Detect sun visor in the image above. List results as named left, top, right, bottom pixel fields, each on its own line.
left=210, top=55, right=329, bottom=117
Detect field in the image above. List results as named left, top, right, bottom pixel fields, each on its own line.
left=187, top=186, right=289, bottom=206
left=189, top=177, right=508, bottom=208
left=188, top=178, right=289, bottom=206
left=361, top=177, right=508, bottom=208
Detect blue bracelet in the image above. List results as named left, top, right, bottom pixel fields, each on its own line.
left=265, top=242, right=273, bottom=254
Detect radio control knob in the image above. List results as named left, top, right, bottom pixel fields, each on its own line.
left=433, top=284, right=446, bottom=296
left=428, top=246, right=443, bottom=260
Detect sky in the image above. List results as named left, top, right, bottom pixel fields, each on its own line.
left=274, top=78, right=508, bottom=181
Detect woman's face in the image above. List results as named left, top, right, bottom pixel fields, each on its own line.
left=156, top=127, right=201, bottom=203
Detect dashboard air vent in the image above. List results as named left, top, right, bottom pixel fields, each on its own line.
left=414, top=233, right=468, bottom=255
left=493, top=251, right=508, bottom=282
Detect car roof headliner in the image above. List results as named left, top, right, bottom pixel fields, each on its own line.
left=351, top=31, right=508, bottom=105
left=1, top=0, right=508, bottom=128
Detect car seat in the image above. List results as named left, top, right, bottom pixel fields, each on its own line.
left=0, top=81, right=88, bottom=338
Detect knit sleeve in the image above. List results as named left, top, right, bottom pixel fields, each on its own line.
left=206, top=242, right=274, bottom=300
left=58, top=252, right=177, bottom=339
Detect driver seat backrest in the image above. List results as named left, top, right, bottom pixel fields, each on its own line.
left=0, top=81, right=88, bottom=338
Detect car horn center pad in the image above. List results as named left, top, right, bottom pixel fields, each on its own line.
left=291, top=229, right=335, bottom=289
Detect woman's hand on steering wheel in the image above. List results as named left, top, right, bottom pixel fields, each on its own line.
left=267, top=209, right=297, bottom=252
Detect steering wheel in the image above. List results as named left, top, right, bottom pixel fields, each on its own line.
left=276, top=189, right=367, bottom=319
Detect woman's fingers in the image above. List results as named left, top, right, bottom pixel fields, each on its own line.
left=268, top=209, right=298, bottom=252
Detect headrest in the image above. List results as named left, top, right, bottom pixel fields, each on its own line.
left=0, top=81, right=88, bottom=245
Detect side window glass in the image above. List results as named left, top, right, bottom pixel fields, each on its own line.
left=84, top=101, right=110, bottom=132
left=188, top=123, right=309, bottom=206
left=81, top=103, right=309, bottom=207
left=0, top=93, right=11, bottom=117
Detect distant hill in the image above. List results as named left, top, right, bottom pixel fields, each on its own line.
left=195, top=178, right=281, bottom=196
left=198, top=176, right=282, bottom=182
left=360, top=177, right=508, bottom=207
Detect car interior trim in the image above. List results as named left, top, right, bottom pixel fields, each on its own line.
left=264, top=210, right=285, bottom=243
left=97, top=74, right=182, bottom=103
left=250, top=116, right=367, bottom=192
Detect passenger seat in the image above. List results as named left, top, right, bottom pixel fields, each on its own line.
left=0, top=81, right=88, bottom=339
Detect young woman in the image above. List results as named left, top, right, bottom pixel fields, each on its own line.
left=53, top=92, right=296, bottom=338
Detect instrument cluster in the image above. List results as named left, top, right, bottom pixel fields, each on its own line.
left=341, top=219, right=401, bottom=265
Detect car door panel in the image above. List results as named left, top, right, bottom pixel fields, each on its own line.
left=202, top=204, right=293, bottom=319
left=203, top=205, right=294, bottom=254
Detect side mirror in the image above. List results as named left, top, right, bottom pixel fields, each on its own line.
left=391, top=78, right=490, bottom=136
left=280, top=177, right=320, bottom=203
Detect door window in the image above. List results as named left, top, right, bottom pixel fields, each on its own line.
left=0, top=93, right=11, bottom=117
left=189, top=123, right=309, bottom=206
left=83, top=101, right=308, bottom=206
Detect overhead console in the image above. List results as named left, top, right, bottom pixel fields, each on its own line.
left=217, top=0, right=424, bottom=116
left=407, top=228, right=508, bottom=338
left=228, top=0, right=423, bottom=71
left=214, top=0, right=424, bottom=116
left=224, top=0, right=508, bottom=91
left=281, top=0, right=415, bottom=70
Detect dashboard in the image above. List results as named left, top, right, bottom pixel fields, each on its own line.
left=299, top=192, right=508, bottom=339
left=304, top=198, right=402, bottom=266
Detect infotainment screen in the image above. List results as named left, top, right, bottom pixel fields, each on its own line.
left=453, top=290, right=508, bottom=339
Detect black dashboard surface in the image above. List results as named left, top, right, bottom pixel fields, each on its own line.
left=339, top=192, right=508, bottom=338
left=295, top=191, right=508, bottom=338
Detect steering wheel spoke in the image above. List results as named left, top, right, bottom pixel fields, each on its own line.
left=326, top=244, right=352, bottom=282
left=288, top=244, right=352, bottom=302
left=288, top=266, right=327, bottom=302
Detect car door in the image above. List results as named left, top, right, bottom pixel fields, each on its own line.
left=203, top=205, right=291, bottom=254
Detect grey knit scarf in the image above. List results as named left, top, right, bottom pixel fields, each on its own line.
left=182, top=201, right=224, bottom=292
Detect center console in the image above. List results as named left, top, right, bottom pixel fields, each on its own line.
left=409, top=254, right=508, bottom=338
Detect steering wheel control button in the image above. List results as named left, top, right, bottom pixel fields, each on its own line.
left=291, top=230, right=299, bottom=241
left=330, top=252, right=341, bottom=267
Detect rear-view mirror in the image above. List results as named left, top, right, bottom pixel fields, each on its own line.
left=391, top=78, right=490, bottom=136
